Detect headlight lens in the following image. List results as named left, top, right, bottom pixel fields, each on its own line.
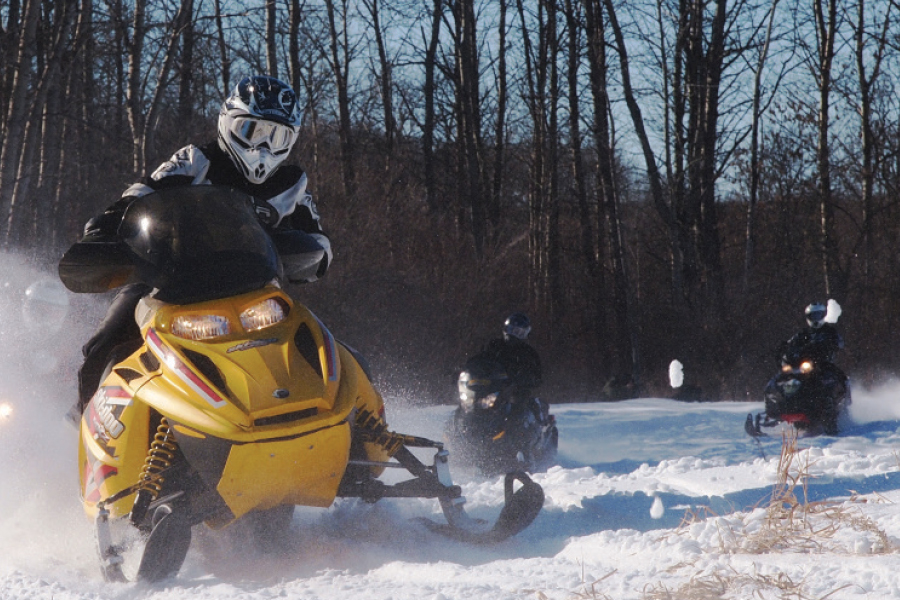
left=240, top=298, right=287, bottom=331
left=172, top=314, right=231, bottom=340
left=800, top=361, right=813, bottom=373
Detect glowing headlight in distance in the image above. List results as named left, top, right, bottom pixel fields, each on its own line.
left=781, top=363, right=792, bottom=373
left=800, top=361, right=813, bottom=373
left=240, top=298, right=287, bottom=331
left=172, top=314, right=231, bottom=340
left=0, top=402, right=11, bottom=420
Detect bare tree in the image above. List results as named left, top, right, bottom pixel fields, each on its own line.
left=584, top=0, right=639, bottom=384
left=266, top=0, right=279, bottom=77
left=453, top=0, right=486, bottom=258
left=362, top=0, right=397, bottom=162
left=488, top=0, right=508, bottom=244
left=853, top=0, right=892, bottom=284
left=214, top=0, right=230, bottom=95
left=324, top=0, right=356, bottom=198
left=422, top=0, right=443, bottom=219
left=744, top=0, right=787, bottom=289
left=807, top=0, right=842, bottom=297
left=0, top=0, right=40, bottom=242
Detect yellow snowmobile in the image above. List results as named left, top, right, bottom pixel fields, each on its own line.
left=60, top=186, right=543, bottom=582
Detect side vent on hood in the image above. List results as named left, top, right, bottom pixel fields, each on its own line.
left=140, top=351, right=160, bottom=372
left=181, top=347, right=235, bottom=401
left=294, top=323, right=323, bottom=378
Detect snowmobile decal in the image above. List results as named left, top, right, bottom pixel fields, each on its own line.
left=146, top=328, right=228, bottom=409
left=85, top=387, right=132, bottom=455
left=227, top=337, right=279, bottom=353
left=82, top=459, right=117, bottom=503
left=91, top=386, right=131, bottom=439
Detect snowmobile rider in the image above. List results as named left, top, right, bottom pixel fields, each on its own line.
left=73, top=75, right=332, bottom=415
left=784, top=303, right=844, bottom=366
left=781, top=302, right=848, bottom=400
left=467, top=313, right=546, bottom=420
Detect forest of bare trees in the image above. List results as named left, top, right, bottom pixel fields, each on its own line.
left=2, top=0, right=900, bottom=403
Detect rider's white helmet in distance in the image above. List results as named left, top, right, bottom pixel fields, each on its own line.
left=218, top=76, right=301, bottom=184
left=805, top=302, right=827, bottom=329
left=504, top=312, right=532, bottom=341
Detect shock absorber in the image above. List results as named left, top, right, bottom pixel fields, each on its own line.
left=130, top=417, right=179, bottom=528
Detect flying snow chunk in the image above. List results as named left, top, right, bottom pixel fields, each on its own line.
left=650, top=495, right=665, bottom=519
left=669, top=360, right=684, bottom=389
left=826, top=299, right=842, bottom=324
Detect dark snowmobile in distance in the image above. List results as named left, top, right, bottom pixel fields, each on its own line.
left=445, top=356, right=558, bottom=477
left=746, top=345, right=850, bottom=437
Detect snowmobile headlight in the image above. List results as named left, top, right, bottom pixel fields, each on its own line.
left=240, top=298, right=287, bottom=331
left=478, top=393, right=499, bottom=409
left=0, top=402, right=11, bottom=421
left=781, top=363, right=792, bottom=373
left=800, top=361, right=813, bottom=373
left=172, top=313, right=232, bottom=340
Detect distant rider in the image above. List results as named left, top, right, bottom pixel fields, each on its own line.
left=781, top=302, right=848, bottom=431
left=73, top=75, right=331, bottom=415
left=466, top=313, right=546, bottom=422
left=783, top=302, right=845, bottom=369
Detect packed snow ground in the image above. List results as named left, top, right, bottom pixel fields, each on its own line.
left=4, top=263, right=900, bottom=598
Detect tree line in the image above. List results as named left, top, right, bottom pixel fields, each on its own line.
left=2, top=0, right=900, bottom=403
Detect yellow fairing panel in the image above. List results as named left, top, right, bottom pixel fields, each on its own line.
left=79, top=363, right=154, bottom=519
left=217, top=421, right=351, bottom=518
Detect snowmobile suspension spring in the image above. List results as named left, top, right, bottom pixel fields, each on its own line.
left=137, top=417, right=179, bottom=500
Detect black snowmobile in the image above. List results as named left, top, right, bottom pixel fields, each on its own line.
left=746, top=345, right=851, bottom=437
left=445, top=357, right=558, bottom=476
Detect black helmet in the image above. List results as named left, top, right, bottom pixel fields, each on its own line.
left=805, top=302, right=827, bottom=329
left=503, top=312, right=531, bottom=340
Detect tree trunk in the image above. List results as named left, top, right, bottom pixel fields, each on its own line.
left=0, top=0, right=40, bottom=240
left=585, top=0, right=639, bottom=385
left=324, top=0, right=355, bottom=198
left=517, top=0, right=546, bottom=304
left=543, top=0, right=562, bottom=327
left=489, top=0, right=508, bottom=245
left=266, top=0, right=279, bottom=78
left=744, top=0, right=780, bottom=291
left=125, top=0, right=147, bottom=175
left=422, top=0, right=442, bottom=219
left=455, top=0, right=485, bottom=258
left=813, top=0, right=839, bottom=298
left=178, top=0, right=195, bottom=124
left=214, top=0, right=230, bottom=94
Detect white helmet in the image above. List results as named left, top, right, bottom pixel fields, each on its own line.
left=503, top=312, right=532, bottom=340
left=217, top=76, right=301, bottom=184
left=805, top=302, right=827, bottom=329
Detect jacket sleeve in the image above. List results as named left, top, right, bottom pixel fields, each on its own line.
left=82, top=145, right=210, bottom=242
left=270, top=174, right=332, bottom=283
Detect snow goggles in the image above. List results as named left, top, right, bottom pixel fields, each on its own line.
left=229, top=117, right=296, bottom=153
left=807, top=310, right=826, bottom=324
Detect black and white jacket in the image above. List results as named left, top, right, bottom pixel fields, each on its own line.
left=84, top=141, right=331, bottom=283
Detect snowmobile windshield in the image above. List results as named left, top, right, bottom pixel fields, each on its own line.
left=118, top=186, right=280, bottom=303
